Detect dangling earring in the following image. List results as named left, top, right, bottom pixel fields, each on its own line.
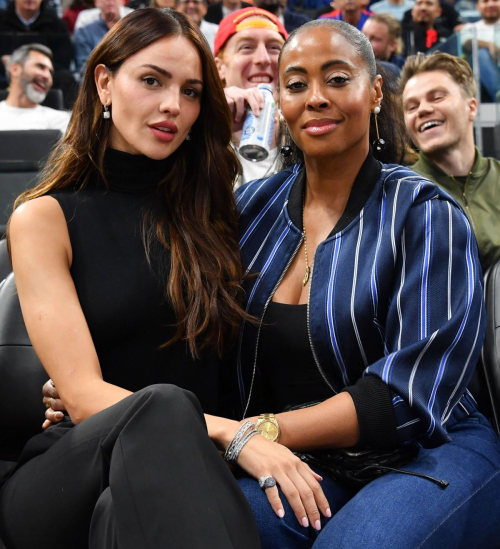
left=372, top=104, right=386, bottom=155
left=279, top=112, right=293, bottom=157
left=186, top=129, right=192, bottom=141
left=102, top=104, right=110, bottom=119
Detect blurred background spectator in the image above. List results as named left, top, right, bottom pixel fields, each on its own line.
left=0, top=0, right=76, bottom=107
left=402, top=0, right=451, bottom=54
left=362, top=13, right=405, bottom=73
left=73, top=0, right=130, bottom=30
left=461, top=0, right=500, bottom=101
left=62, top=0, right=94, bottom=34
left=175, top=0, right=219, bottom=51
left=205, top=0, right=252, bottom=25
left=370, top=0, right=413, bottom=22
left=320, top=0, right=373, bottom=30
left=73, top=0, right=123, bottom=75
left=0, top=42, right=69, bottom=130
left=254, top=0, right=310, bottom=33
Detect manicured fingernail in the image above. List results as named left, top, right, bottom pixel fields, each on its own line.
left=301, top=517, right=309, bottom=528
left=326, top=508, right=332, bottom=518
left=315, top=520, right=321, bottom=531
left=278, top=509, right=284, bottom=518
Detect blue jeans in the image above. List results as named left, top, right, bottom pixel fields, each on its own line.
left=477, top=48, right=500, bottom=101
left=238, top=412, right=500, bottom=548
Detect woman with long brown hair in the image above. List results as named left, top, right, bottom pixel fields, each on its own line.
left=0, top=8, right=278, bottom=548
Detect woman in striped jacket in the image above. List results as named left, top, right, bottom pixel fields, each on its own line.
left=233, top=19, right=500, bottom=548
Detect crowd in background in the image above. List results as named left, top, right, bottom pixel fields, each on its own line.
left=0, top=0, right=499, bottom=108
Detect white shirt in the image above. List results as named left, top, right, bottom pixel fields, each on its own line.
left=0, top=101, right=70, bottom=133
left=74, top=6, right=133, bottom=31
left=461, top=20, right=500, bottom=44
left=235, top=147, right=280, bottom=189
left=200, top=19, right=219, bottom=52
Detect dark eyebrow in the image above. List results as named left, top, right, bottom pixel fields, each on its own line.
left=284, top=59, right=354, bottom=74
left=141, top=64, right=203, bottom=87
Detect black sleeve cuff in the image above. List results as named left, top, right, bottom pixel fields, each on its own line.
left=343, top=375, right=398, bottom=450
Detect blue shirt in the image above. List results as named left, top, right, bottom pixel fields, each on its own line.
left=73, top=17, right=109, bottom=75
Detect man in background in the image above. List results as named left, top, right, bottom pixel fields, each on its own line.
left=362, top=13, right=405, bottom=71
left=175, top=0, right=219, bottom=51
left=402, top=0, right=451, bottom=55
left=73, top=0, right=123, bottom=75
left=0, top=0, right=74, bottom=105
left=255, top=0, right=310, bottom=33
left=320, top=0, right=372, bottom=30
left=214, top=7, right=287, bottom=186
left=461, top=0, right=500, bottom=101
left=401, top=52, right=500, bottom=270
left=370, top=0, right=413, bottom=22
left=0, top=43, right=70, bottom=132
left=205, top=0, right=252, bottom=25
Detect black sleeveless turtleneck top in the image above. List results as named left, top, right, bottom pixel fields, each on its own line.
left=49, top=149, right=223, bottom=415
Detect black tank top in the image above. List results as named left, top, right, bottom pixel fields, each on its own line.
left=49, top=149, right=222, bottom=415
left=259, top=301, right=332, bottom=412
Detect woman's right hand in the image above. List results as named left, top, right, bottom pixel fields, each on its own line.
left=42, top=379, right=66, bottom=430
left=236, top=433, right=331, bottom=531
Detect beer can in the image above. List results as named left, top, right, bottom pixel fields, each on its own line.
left=239, top=84, right=276, bottom=162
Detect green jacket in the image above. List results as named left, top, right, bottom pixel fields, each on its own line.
left=412, top=148, right=500, bottom=272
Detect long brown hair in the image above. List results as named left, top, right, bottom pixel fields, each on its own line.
left=11, top=8, right=248, bottom=358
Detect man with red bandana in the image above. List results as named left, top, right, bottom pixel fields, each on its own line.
left=214, top=7, right=288, bottom=186
left=401, top=0, right=450, bottom=55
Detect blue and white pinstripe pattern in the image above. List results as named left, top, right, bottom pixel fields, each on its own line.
left=236, top=163, right=485, bottom=448
left=327, top=236, right=349, bottom=386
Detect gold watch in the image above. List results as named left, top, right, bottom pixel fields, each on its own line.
left=255, top=413, right=280, bottom=442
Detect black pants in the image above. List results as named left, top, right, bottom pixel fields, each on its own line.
left=0, top=385, right=261, bottom=549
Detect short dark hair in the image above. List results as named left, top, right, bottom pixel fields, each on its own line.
left=7, top=43, right=53, bottom=83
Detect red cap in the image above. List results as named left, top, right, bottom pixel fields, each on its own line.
left=213, top=7, right=288, bottom=57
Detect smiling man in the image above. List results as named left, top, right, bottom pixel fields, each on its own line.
left=0, top=43, right=70, bottom=132
left=401, top=52, right=500, bottom=270
left=214, top=7, right=288, bottom=186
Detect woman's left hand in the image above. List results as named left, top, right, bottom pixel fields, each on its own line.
left=236, top=431, right=331, bottom=531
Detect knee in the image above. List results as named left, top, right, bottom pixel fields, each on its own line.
left=135, top=384, right=202, bottom=414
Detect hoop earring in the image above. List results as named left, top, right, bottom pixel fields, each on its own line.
left=102, top=104, right=110, bottom=119
left=372, top=105, right=386, bottom=155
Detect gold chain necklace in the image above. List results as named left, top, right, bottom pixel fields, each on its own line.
left=302, top=194, right=311, bottom=286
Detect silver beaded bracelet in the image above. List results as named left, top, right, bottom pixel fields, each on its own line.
left=224, top=421, right=258, bottom=465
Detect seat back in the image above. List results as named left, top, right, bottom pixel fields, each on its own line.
left=0, top=89, right=64, bottom=111
left=480, top=259, right=500, bottom=434
left=0, top=129, right=61, bottom=235
left=0, top=273, right=48, bottom=462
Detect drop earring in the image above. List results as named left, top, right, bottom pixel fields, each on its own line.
left=372, top=104, right=386, bottom=155
left=103, top=104, right=110, bottom=119
left=186, top=129, right=192, bottom=141
left=279, top=113, right=293, bottom=157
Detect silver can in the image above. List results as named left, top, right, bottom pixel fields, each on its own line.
left=239, top=84, right=276, bottom=162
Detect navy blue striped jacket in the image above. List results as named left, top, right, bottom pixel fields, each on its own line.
left=235, top=155, right=485, bottom=449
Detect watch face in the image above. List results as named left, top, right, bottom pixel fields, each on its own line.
left=259, top=421, right=279, bottom=440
